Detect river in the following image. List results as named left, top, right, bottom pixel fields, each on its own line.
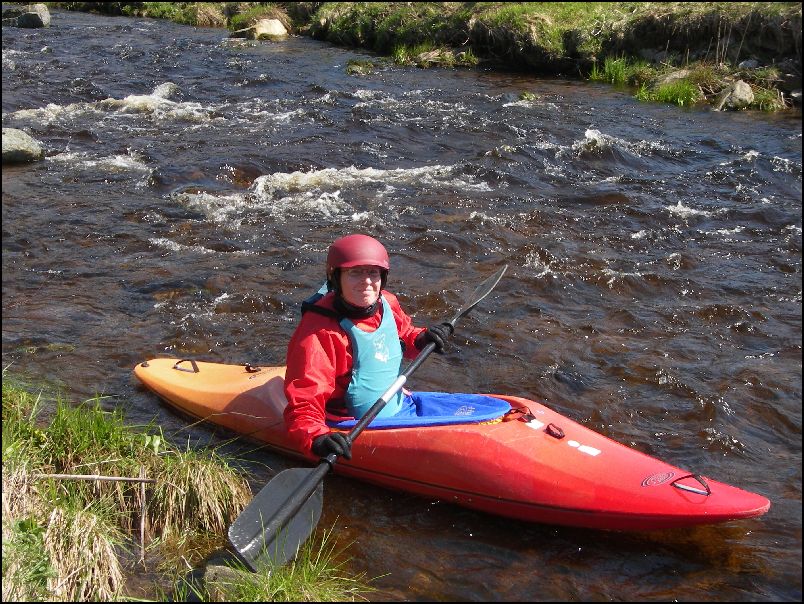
left=2, top=8, right=801, bottom=602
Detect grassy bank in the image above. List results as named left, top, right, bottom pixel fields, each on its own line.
left=43, top=2, right=802, bottom=112
left=1, top=374, right=370, bottom=601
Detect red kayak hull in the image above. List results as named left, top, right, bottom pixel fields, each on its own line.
left=133, top=358, right=770, bottom=531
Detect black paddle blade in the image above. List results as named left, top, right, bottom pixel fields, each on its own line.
left=228, top=467, right=323, bottom=571
left=449, top=264, right=508, bottom=325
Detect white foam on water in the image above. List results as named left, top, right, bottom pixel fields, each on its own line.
left=2, top=48, right=25, bottom=70
left=6, top=102, right=89, bottom=124
left=97, top=82, right=214, bottom=123
left=665, top=201, right=712, bottom=218
left=523, top=252, right=557, bottom=277
left=704, top=226, right=746, bottom=236
left=771, top=156, right=801, bottom=173
left=502, top=98, right=560, bottom=111
left=175, top=192, right=253, bottom=228
left=350, top=211, right=375, bottom=223
left=176, top=188, right=354, bottom=227
left=273, top=190, right=352, bottom=219
left=2, top=49, right=28, bottom=58
left=148, top=237, right=215, bottom=255
left=573, top=128, right=610, bottom=152
left=227, top=98, right=307, bottom=123
left=271, top=108, right=308, bottom=123
left=8, top=82, right=216, bottom=126
left=48, top=151, right=151, bottom=173
left=666, top=252, right=683, bottom=270
left=602, top=267, right=644, bottom=288
left=252, top=164, right=491, bottom=198
left=148, top=237, right=257, bottom=257
left=46, top=150, right=154, bottom=187
left=469, top=211, right=508, bottom=227
left=353, top=89, right=384, bottom=101
left=353, top=89, right=476, bottom=126
left=173, top=163, right=492, bottom=228
left=567, top=128, right=673, bottom=158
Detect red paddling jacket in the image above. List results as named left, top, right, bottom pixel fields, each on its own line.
left=283, top=289, right=425, bottom=456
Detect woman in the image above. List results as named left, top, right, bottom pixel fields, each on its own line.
left=283, top=234, right=451, bottom=459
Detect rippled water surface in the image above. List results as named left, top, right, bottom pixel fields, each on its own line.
left=3, top=9, right=802, bottom=601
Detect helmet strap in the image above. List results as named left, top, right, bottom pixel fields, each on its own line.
left=333, top=294, right=379, bottom=319
left=327, top=268, right=340, bottom=294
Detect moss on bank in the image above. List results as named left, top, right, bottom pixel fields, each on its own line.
left=1, top=374, right=370, bottom=601
left=42, top=2, right=802, bottom=110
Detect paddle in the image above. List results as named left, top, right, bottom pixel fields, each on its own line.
left=228, top=264, right=509, bottom=571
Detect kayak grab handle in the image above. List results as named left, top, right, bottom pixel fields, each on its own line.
left=173, top=359, right=199, bottom=373
left=671, top=474, right=711, bottom=496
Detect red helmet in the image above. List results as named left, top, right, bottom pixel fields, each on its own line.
left=326, top=234, right=390, bottom=274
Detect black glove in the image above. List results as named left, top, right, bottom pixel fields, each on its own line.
left=415, top=322, right=454, bottom=354
left=311, top=432, right=352, bottom=460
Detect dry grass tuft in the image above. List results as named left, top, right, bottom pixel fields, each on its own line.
left=194, top=3, right=227, bottom=28
left=2, top=464, right=40, bottom=523
left=147, top=449, right=252, bottom=539
left=43, top=506, right=125, bottom=601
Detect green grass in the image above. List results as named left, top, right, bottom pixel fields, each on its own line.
left=3, top=374, right=370, bottom=601
left=390, top=41, right=477, bottom=68
left=206, top=527, right=373, bottom=602
left=590, top=57, right=629, bottom=85
left=2, top=512, right=55, bottom=602
left=750, top=87, right=787, bottom=111
left=683, top=64, right=727, bottom=94
left=120, top=2, right=197, bottom=25
left=637, top=80, right=702, bottom=106
left=587, top=56, right=777, bottom=109
left=392, top=41, right=434, bottom=65
left=749, top=65, right=782, bottom=87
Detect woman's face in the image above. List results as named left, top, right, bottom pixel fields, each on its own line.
left=340, top=265, right=382, bottom=308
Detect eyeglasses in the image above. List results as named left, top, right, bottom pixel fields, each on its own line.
left=343, top=267, right=383, bottom=279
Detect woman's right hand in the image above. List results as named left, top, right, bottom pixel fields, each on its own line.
left=311, top=431, right=352, bottom=459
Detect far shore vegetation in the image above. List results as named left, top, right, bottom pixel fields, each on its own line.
left=1, top=372, right=371, bottom=601
left=40, top=1, right=803, bottom=112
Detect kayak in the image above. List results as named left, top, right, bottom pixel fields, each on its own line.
left=133, top=357, right=770, bottom=531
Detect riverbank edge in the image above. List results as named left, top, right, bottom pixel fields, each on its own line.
left=1, top=375, right=370, bottom=602
left=39, top=2, right=804, bottom=112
